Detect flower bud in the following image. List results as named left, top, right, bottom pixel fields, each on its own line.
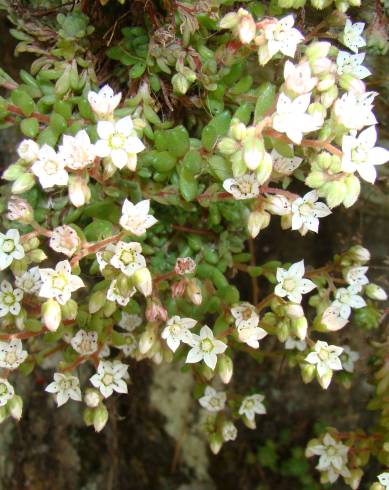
left=42, top=299, right=62, bottom=331
left=247, top=210, right=270, bottom=238
left=17, top=139, right=39, bottom=163
left=139, top=326, right=157, bottom=355
left=291, top=317, right=308, bottom=340
left=186, top=278, right=203, bottom=305
left=219, top=11, right=239, bottom=29
left=89, top=290, right=107, bottom=314
left=217, top=354, right=233, bottom=384
left=370, top=484, right=385, bottom=490
left=218, top=137, right=240, bottom=155
left=277, top=319, right=290, bottom=342
left=103, top=300, right=116, bottom=317
left=3, top=164, right=25, bottom=182
left=172, top=73, right=190, bottom=95
left=322, top=180, right=347, bottom=209
left=301, top=363, right=316, bottom=383
left=237, top=10, right=256, bottom=44
left=230, top=121, right=247, bottom=141
left=61, top=299, right=78, bottom=321
left=311, top=57, right=333, bottom=75
left=243, top=137, right=265, bottom=171
left=342, top=174, right=361, bottom=208
left=0, top=406, right=8, bottom=424
left=320, top=85, right=338, bottom=108
left=306, top=42, right=331, bottom=61
left=8, top=395, right=23, bottom=421
left=265, top=195, right=291, bottom=216
left=145, top=299, right=168, bottom=322
left=310, top=0, right=332, bottom=9
left=365, top=284, right=387, bottom=301
left=317, top=74, right=336, bottom=92
left=84, top=388, right=101, bottom=408
left=7, top=196, right=34, bottom=224
left=339, top=74, right=365, bottom=95
left=12, top=173, right=35, bottom=194
left=133, top=267, right=153, bottom=297
left=256, top=152, right=273, bottom=185
left=68, top=175, right=91, bottom=208
left=27, top=249, right=47, bottom=263
left=345, top=468, right=363, bottom=490
left=93, top=403, right=109, bottom=432
left=209, top=433, right=223, bottom=455
left=242, top=415, right=256, bottom=430
left=347, top=245, right=370, bottom=264
left=284, top=304, right=304, bottom=319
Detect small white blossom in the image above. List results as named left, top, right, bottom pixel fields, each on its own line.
left=336, top=51, right=371, bottom=80
left=334, top=91, right=377, bottom=131
left=95, top=116, right=145, bottom=171
left=45, top=373, right=82, bottom=407
left=110, top=241, right=146, bottom=277
left=342, top=19, right=366, bottom=54
left=341, top=126, right=389, bottom=184
left=39, top=260, right=85, bottom=305
left=96, top=243, right=116, bottom=271
left=340, top=346, right=360, bottom=373
left=291, top=190, right=331, bottom=234
left=119, top=199, right=157, bottom=236
left=378, top=473, right=389, bottom=489
left=305, top=341, right=343, bottom=389
left=0, top=339, right=27, bottom=369
left=118, top=312, right=142, bottom=332
left=0, top=281, right=23, bottom=317
left=15, top=266, right=42, bottom=295
left=88, top=84, right=122, bottom=119
left=7, top=196, right=33, bottom=224
left=271, top=148, right=303, bottom=175
left=333, top=286, right=366, bottom=319
left=186, top=325, right=227, bottom=370
left=273, top=93, right=322, bottom=144
left=49, top=225, right=80, bottom=257
left=344, top=265, right=369, bottom=291
left=222, top=421, right=238, bottom=442
left=71, top=329, right=98, bottom=355
left=0, top=229, right=25, bottom=271
left=321, top=303, right=349, bottom=332
left=31, top=144, right=69, bottom=189
left=223, top=174, right=259, bottom=200
left=306, top=433, right=350, bottom=483
left=90, top=360, right=129, bottom=398
left=162, top=316, right=197, bottom=352
left=285, top=337, right=307, bottom=351
left=0, top=378, right=14, bottom=406
left=275, top=260, right=316, bottom=303
left=17, top=139, right=39, bottom=162
left=231, top=303, right=268, bottom=349
left=199, top=386, right=226, bottom=412
left=258, top=15, right=304, bottom=65
left=239, top=394, right=266, bottom=421
left=58, top=130, right=96, bottom=170
left=107, top=279, right=135, bottom=306
left=284, top=60, right=317, bottom=95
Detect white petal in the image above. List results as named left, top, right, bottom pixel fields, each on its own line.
left=97, top=121, right=115, bottom=139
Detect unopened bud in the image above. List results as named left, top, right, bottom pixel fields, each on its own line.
left=8, top=395, right=23, bottom=421
left=306, top=42, right=331, bottom=61
left=339, top=74, right=365, bottom=95
left=277, top=319, right=290, bottom=342
left=301, top=363, right=316, bottom=383
left=317, top=74, right=336, bottom=92
left=345, top=468, right=363, bottom=490
left=3, top=164, right=25, bottom=182
left=7, top=196, right=34, bottom=224
left=218, top=137, right=240, bottom=155
left=219, top=12, right=239, bottom=30
left=42, top=299, right=62, bottom=331
left=322, top=180, right=347, bottom=208
left=291, top=317, right=308, bottom=340
left=242, top=415, right=256, bottom=430
left=243, top=137, right=265, bottom=171
left=370, top=483, right=385, bottom=490
left=186, top=278, right=203, bottom=305
left=247, top=210, right=270, bottom=238
left=230, top=121, right=247, bottom=141
left=256, top=152, right=273, bottom=185
left=284, top=304, right=304, bottom=319
left=365, top=284, right=387, bottom=301
left=320, top=85, right=338, bottom=108
left=12, top=173, right=35, bottom=194
left=61, top=299, right=78, bottom=321
left=89, top=290, right=107, bottom=314
left=172, top=73, right=190, bottom=95
left=27, top=249, right=47, bottom=263
left=237, top=10, right=256, bottom=44
left=84, top=388, right=101, bottom=408
left=139, top=326, right=157, bottom=355
left=217, top=354, right=233, bottom=384
left=311, top=57, right=333, bottom=75
left=209, top=433, right=223, bottom=455
left=348, top=245, right=370, bottom=264
left=68, top=175, right=91, bottom=208
left=265, top=195, right=291, bottom=216
left=145, top=299, right=168, bottom=322
left=17, top=139, right=40, bottom=162
left=93, top=403, right=109, bottom=432
left=133, top=268, right=152, bottom=297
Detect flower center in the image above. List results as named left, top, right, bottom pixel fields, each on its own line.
left=319, top=348, right=329, bottom=361
left=200, top=338, right=214, bottom=353
left=352, top=146, right=368, bottom=164
left=299, top=202, right=313, bottom=217
left=2, top=239, right=15, bottom=253
left=43, top=160, right=60, bottom=175
left=242, top=308, right=253, bottom=321
left=120, top=251, right=135, bottom=265
left=53, top=275, right=67, bottom=290
left=5, top=352, right=17, bottom=364
left=3, top=294, right=15, bottom=305
left=109, top=133, right=125, bottom=150
left=102, top=373, right=114, bottom=385
left=283, top=278, right=296, bottom=292
left=0, top=383, right=8, bottom=395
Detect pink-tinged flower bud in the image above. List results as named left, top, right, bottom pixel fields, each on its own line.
left=139, top=326, right=157, bottom=355
left=172, top=279, right=187, bottom=299
left=174, top=257, right=196, bottom=275
left=186, top=278, right=203, bottom=305
left=133, top=268, right=152, bottom=297
left=365, top=284, right=387, bottom=301
left=310, top=57, right=334, bottom=75
left=68, top=175, right=91, bottom=208
left=93, top=403, right=109, bottom=432
left=145, top=299, right=168, bottom=322
left=217, top=354, right=233, bottom=384
left=7, top=196, right=34, bottom=224
left=265, top=195, right=291, bottom=216
left=284, top=303, right=304, bottom=319
left=237, top=10, right=256, bottom=44
left=8, top=394, right=23, bottom=421
left=247, top=210, right=270, bottom=238
left=84, top=389, right=101, bottom=408
left=42, top=299, right=62, bottom=331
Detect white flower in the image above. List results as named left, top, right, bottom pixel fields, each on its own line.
left=119, top=333, right=138, bottom=357
left=239, top=394, right=266, bottom=421
left=15, top=266, right=42, bottom=295
left=96, top=243, right=116, bottom=271
left=272, top=93, right=322, bottom=144
left=49, top=225, right=80, bottom=257
left=336, top=51, right=371, bottom=80
left=231, top=303, right=268, bottom=349
left=186, top=325, right=227, bottom=370
left=342, top=19, right=366, bottom=54
left=291, top=190, right=331, bottom=234
left=119, top=199, right=157, bottom=236
left=334, top=91, right=377, bottom=131
left=271, top=148, right=303, bottom=175
left=333, top=286, right=366, bottom=319
left=222, top=421, right=238, bottom=442
left=0, top=281, right=23, bottom=317
left=321, top=303, right=349, bottom=332
left=199, top=386, right=226, bottom=412
left=107, top=279, right=135, bottom=306
left=87, top=84, right=122, bottom=119
left=162, top=316, right=197, bottom=352
left=378, top=473, right=389, bottom=489
left=341, top=126, right=389, bottom=184
left=284, top=60, right=317, bottom=95
left=258, top=15, right=304, bottom=65
left=39, top=260, right=85, bottom=305
left=58, top=130, right=96, bottom=170
left=275, top=260, right=316, bottom=303
left=307, top=433, right=350, bottom=483
left=223, top=174, right=259, bottom=200
left=340, top=346, right=360, bottom=373
left=31, top=144, right=69, bottom=189
left=95, top=116, right=145, bottom=171
left=0, top=339, right=27, bottom=369
left=45, top=373, right=82, bottom=407
left=305, top=341, right=343, bottom=389
left=118, top=312, right=142, bottom=332
left=344, top=265, right=369, bottom=291
left=71, top=329, right=98, bottom=355
left=90, top=360, right=129, bottom=398
left=0, top=378, right=14, bottom=406
left=110, top=241, right=146, bottom=277
left=17, top=139, right=39, bottom=162
left=285, top=337, right=307, bottom=351
left=0, top=229, right=25, bottom=271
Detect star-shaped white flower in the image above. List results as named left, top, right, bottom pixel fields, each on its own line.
left=119, top=333, right=138, bottom=357
left=31, top=144, right=69, bottom=189
left=71, top=329, right=98, bottom=355
left=161, top=315, right=197, bottom=352
left=332, top=286, right=366, bottom=319
left=305, top=341, right=343, bottom=389
left=49, top=225, right=80, bottom=257
left=45, top=373, right=82, bottom=407
left=239, top=394, right=266, bottom=421
left=119, top=199, right=157, bottom=236
left=275, top=260, right=316, bottom=303
left=118, top=312, right=142, bottom=332
left=344, top=265, right=369, bottom=291
left=88, top=84, right=122, bottom=119
left=107, top=279, right=135, bottom=306
left=0, top=339, right=27, bottom=369
left=258, top=15, right=304, bottom=65
left=272, top=93, right=322, bottom=144
left=336, top=51, right=371, bottom=80
left=186, top=325, right=227, bottom=370
left=39, top=260, right=85, bottom=305
left=340, top=346, right=359, bottom=373
left=222, top=421, right=238, bottom=442
left=341, top=126, right=389, bottom=184
left=90, top=360, right=129, bottom=398
left=0, top=378, right=14, bottom=406
left=321, top=303, right=349, bottom=332
left=271, top=148, right=303, bottom=176
left=342, top=19, right=366, bottom=54
left=15, top=266, right=42, bottom=295
left=231, top=303, right=268, bottom=349
left=378, top=472, right=389, bottom=489
left=0, top=280, right=23, bottom=317
left=95, top=116, right=145, bottom=171
left=291, top=190, right=331, bottom=235
left=58, top=130, right=96, bottom=170
left=284, top=60, right=317, bottom=95
left=223, top=174, right=259, bottom=200
left=0, top=229, right=25, bottom=271
left=334, top=91, right=377, bottom=131
left=199, top=386, right=226, bottom=412
left=110, top=241, right=146, bottom=277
